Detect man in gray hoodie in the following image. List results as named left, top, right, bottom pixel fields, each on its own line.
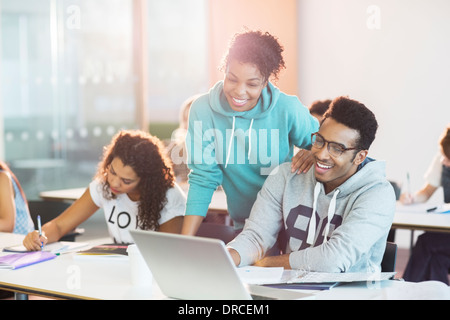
left=227, top=96, right=396, bottom=273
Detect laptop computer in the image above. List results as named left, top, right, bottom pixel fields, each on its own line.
left=130, top=230, right=313, bottom=300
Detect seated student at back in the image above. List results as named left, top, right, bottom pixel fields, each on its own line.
left=399, top=124, right=450, bottom=284
left=23, top=130, right=185, bottom=250
left=227, top=96, right=396, bottom=272
left=0, top=161, right=34, bottom=234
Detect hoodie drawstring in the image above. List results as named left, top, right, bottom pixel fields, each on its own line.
left=224, top=117, right=254, bottom=168
left=306, top=182, right=340, bottom=246
left=323, top=189, right=340, bottom=244
left=307, top=183, right=321, bottom=245
left=225, top=116, right=236, bottom=168
left=247, top=118, right=254, bottom=160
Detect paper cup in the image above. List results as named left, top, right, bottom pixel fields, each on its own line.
left=127, top=244, right=152, bottom=287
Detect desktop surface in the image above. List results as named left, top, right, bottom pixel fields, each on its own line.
left=1, top=233, right=449, bottom=300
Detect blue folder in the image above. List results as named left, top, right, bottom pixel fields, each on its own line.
left=0, top=251, right=56, bottom=270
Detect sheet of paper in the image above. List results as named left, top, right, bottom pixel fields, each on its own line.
left=0, top=232, right=25, bottom=249
left=288, top=271, right=396, bottom=283
left=436, top=203, right=450, bottom=213
left=236, top=266, right=284, bottom=284
left=396, top=202, right=450, bottom=214
left=3, top=241, right=88, bottom=254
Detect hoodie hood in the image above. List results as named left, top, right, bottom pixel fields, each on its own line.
left=208, top=80, right=281, bottom=120
left=306, top=158, right=384, bottom=246
left=208, top=80, right=282, bottom=168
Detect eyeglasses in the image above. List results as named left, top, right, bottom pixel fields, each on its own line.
left=311, top=132, right=358, bottom=158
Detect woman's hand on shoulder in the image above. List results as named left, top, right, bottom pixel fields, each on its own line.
left=291, top=149, right=314, bottom=174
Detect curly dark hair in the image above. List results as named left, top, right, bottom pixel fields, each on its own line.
left=440, top=126, right=450, bottom=159
left=309, top=99, right=331, bottom=117
left=95, top=130, right=175, bottom=231
left=219, top=29, right=286, bottom=82
left=323, top=96, right=378, bottom=151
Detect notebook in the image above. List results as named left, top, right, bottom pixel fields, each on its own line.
left=3, top=241, right=89, bottom=254
left=74, top=244, right=129, bottom=261
left=129, top=230, right=314, bottom=300
left=0, top=251, right=56, bottom=270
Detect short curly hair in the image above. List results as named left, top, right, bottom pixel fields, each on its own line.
left=219, top=29, right=285, bottom=82
left=95, top=130, right=175, bottom=231
left=323, top=96, right=378, bottom=151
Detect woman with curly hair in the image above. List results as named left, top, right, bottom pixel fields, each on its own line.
left=23, top=130, right=185, bottom=250
left=181, top=29, right=319, bottom=236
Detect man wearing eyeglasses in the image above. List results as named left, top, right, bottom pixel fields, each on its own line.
left=227, top=96, right=396, bottom=272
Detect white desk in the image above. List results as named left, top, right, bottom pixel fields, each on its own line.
left=1, top=234, right=449, bottom=300
left=392, top=202, right=450, bottom=250
left=0, top=235, right=160, bottom=300
left=392, top=203, right=450, bottom=233
left=40, top=185, right=228, bottom=215
left=42, top=189, right=450, bottom=233
left=39, top=187, right=86, bottom=203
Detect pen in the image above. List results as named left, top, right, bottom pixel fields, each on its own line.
left=406, top=172, right=411, bottom=195
left=37, top=215, right=43, bottom=251
left=426, top=207, right=437, bottom=212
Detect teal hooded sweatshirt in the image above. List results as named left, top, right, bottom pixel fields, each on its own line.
left=185, top=81, right=319, bottom=229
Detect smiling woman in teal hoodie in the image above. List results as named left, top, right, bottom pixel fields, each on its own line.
left=180, top=30, right=319, bottom=235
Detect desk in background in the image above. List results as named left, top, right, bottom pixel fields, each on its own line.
left=391, top=202, right=450, bottom=250
left=41, top=188, right=450, bottom=233
left=392, top=211, right=450, bottom=233
left=40, top=184, right=230, bottom=225
left=1, top=233, right=448, bottom=300
left=39, top=187, right=85, bottom=203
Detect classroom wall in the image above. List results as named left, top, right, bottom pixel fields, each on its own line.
left=297, top=0, right=450, bottom=192
left=208, top=0, right=298, bottom=95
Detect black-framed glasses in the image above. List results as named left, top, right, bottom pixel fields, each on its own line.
left=311, top=132, right=358, bottom=158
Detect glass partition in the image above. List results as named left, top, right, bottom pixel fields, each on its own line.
left=1, top=0, right=137, bottom=198
left=1, top=0, right=208, bottom=199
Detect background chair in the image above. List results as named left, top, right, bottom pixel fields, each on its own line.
left=196, top=222, right=236, bottom=244
left=387, top=180, right=401, bottom=242
left=27, top=200, right=83, bottom=242
left=389, top=180, right=401, bottom=201
left=381, top=241, right=398, bottom=273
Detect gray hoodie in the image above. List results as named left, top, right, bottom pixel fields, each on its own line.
left=227, top=159, right=396, bottom=273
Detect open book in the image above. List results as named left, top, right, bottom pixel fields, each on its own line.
left=285, top=270, right=397, bottom=283
left=237, top=266, right=396, bottom=289
left=3, top=241, right=89, bottom=254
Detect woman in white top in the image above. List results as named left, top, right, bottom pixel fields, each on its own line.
left=23, top=130, right=185, bottom=250
left=399, top=125, right=450, bottom=284
left=400, top=125, right=450, bottom=204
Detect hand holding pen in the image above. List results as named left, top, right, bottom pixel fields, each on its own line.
left=22, top=215, right=48, bottom=251
left=37, top=215, right=43, bottom=250
left=399, top=172, right=414, bottom=204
